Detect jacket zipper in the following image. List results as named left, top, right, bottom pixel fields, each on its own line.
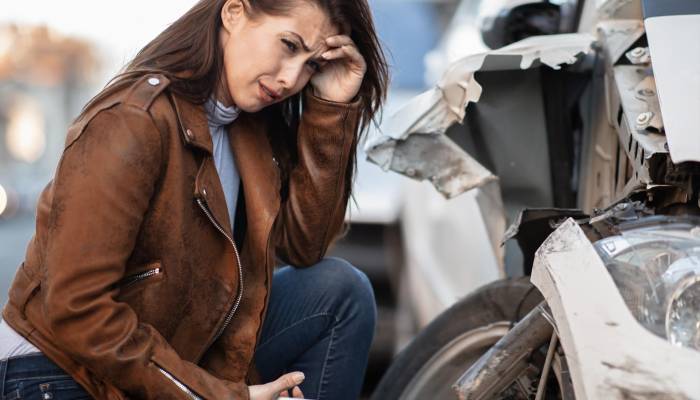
left=119, top=270, right=205, bottom=398
left=196, top=198, right=244, bottom=344
left=157, top=366, right=203, bottom=400
left=118, top=267, right=161, bottom=289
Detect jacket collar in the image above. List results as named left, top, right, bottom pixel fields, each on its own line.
left=170, top=91, right=281, bottom=239
left=170, top=93, right=213, bottom=154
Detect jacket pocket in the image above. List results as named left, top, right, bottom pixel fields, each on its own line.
left=116, top=261, right=163, bottom=291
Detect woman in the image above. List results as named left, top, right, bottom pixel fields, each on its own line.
left=0, top=0, right=388, bottom=399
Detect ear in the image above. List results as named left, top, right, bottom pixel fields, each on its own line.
left=221, top=0, right=246, bottom=34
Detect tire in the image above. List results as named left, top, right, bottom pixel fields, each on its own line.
left=370, top=277, right=542, bottom=400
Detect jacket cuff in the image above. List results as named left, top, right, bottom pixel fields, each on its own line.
left=304, top=90, right=361, bottom=116
left=301, top=90, right=361, bottom=143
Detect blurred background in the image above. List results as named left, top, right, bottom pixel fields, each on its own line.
left=0, top=0, right=534, bottom=396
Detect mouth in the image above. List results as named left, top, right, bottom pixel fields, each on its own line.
left=259, top=82, right=281, bottom=103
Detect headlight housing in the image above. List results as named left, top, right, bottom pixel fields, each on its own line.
left=594, top=218, right=700, bottom=351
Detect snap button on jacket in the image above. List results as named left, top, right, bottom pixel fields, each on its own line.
left=2, top=74, right=360, bottom=399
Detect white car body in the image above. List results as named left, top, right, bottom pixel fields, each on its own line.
left=367, top=1, right=700, bottom=395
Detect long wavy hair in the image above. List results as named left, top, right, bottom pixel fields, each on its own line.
left=80, top=0, right=388, bottom=204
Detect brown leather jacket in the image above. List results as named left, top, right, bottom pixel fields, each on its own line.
left=2, top=74, right=359, bottom=399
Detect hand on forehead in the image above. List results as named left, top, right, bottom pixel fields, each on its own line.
left=285, top=5, right=341, bottom=54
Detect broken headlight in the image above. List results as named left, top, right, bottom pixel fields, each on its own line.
left=594, top=218, right=700, bottom=351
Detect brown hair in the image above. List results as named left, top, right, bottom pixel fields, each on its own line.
left=81, top=0, right=389, bottom=203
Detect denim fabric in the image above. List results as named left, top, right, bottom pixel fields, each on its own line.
left=254, top=257, right=377, bottom=400
left=0, top=354, right=91, bottom=400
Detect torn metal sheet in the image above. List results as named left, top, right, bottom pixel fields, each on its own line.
left=365, top=33, right=595, bottom=199
left=372, top=133, right=497, bottom=199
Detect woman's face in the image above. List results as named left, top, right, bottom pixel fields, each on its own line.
left=219, top=0, right=339, bottom=112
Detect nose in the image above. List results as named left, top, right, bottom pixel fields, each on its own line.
left=277, top=61, right=306, bottom=93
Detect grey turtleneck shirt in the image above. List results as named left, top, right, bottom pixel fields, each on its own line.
left=205, top=98, right=241, bottom=228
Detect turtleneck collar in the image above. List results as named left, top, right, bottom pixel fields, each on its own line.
left=205, top=97, right=240, bottom=128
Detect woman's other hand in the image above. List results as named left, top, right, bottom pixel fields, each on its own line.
left=248, top=371, right=306, bottom=400
left=310, top=35, right=366, bottom=103
left=278, top=385, right=305, bottom=399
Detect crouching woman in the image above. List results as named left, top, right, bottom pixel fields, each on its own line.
left=0, top=0, right=388, bottom=399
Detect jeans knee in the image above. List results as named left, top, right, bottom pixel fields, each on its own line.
left=317, top=257, right=377, bottom=329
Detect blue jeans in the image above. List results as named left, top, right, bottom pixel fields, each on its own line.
left=0, top=354, right=91, bottom=400
left=0, top=258, right=376, bottom=400
left=254, top=258, right=377, bottom=400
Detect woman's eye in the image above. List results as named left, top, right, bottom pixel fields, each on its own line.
left=282, top=39, right=297, bottom=52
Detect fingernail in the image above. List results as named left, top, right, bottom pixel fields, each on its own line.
left=293, top=372, right=305, bottom=384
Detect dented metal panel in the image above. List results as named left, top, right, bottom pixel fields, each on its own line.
left=531, top=219, right=700, bottom=399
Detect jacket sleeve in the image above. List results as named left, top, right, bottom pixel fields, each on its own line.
left=43, top=104, right=248, bottom=400
left=274, top=92, right=361, bottom=267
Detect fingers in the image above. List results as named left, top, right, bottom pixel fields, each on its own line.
left=269, top=371, right=305, bottom=395
left=321, top=46, right=348, bottom=60
left=278, top=386, right=303, bottom=398
left=323, top=35, right=361, bottom=58
left=321, top=36, right=366, bottom=72
left=325, top=35, right=354, bottom=47
left=292, top=385, right=305, bottom=398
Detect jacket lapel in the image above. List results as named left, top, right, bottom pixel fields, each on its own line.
left=171, top=93, right=233, bottom=237
left=169, top=92, right=281, bottom=248
left=229, top=113, right=281, bottom=251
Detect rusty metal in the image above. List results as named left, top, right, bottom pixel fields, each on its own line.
left=452, top=303, right=554, bottom=400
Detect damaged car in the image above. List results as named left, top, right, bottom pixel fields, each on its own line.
left=368, top=0, right=700, bottom=398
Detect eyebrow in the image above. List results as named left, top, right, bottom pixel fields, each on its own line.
left=286, top=31, right=311, bottom=52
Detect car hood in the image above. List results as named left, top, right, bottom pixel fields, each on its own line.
left=644, top=3, right=700, bottom=162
